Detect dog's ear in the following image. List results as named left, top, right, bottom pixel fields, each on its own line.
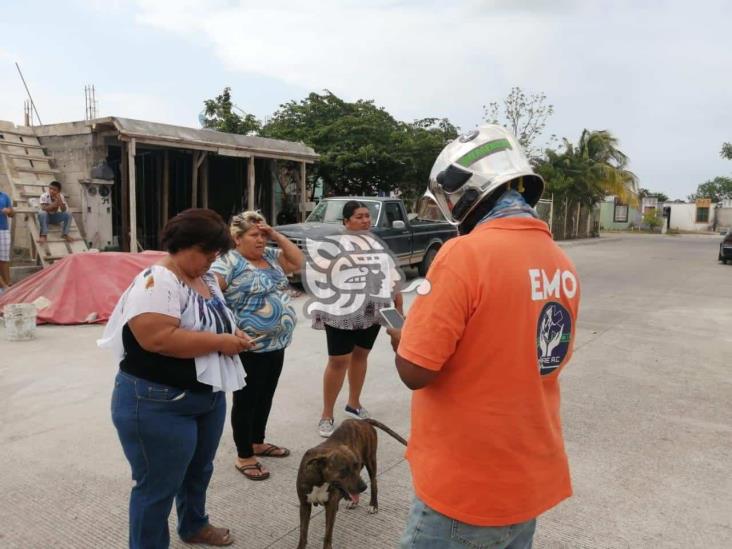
left=305, top=455, right=327, bottom=470
left=304, top=455, right=327, bottom=483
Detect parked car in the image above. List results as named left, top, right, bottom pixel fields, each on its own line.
left=719, top=230, right=732, bottom=264
left=275, top=196, right=458, bottom=278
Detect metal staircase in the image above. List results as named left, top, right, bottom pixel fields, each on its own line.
left=0, top=121, right=87, bottom=266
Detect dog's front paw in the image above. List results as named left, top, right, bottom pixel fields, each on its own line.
left=368, top=505, right=378, bottom=514
left=345, top=500, right=357, bottom=510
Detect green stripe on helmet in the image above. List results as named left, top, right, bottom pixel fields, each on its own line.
left=456, top=138, right=513, bottom=167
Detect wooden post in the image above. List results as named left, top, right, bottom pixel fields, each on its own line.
left=121, top=141, right=129, bottom=252
left=191, top=151, right=208, bottom=208
left=300, top=161, right=307, bottom=222
left=192, top=151, right=199, bottom=208
left=270, top=160, right=277, bottom=224
left=247, top=157, right=256, bottom=210
left=128, top=138, right=138, bottom=253
left=201, top=155, right=209, bottom=209
left=575, top=202, right=581, bottom=238
left=162, top=150, right=169, bottom=223
left=156, top=151, right=163, bottom=231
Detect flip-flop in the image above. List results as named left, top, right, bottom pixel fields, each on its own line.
left=235, top=462, right=270, bottom=481
left=183, top=524, right=234, bottom=546
left=253, top=443, right=291, bottom=458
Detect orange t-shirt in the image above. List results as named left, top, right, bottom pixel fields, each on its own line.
left=398, top=217, right=580, bottom=526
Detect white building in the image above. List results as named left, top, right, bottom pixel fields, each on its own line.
left=663, top=199, right=716, bottom=232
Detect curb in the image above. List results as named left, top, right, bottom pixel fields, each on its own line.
left=557, top=236, right=624, bottom=248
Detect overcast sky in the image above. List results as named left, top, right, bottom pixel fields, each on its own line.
left=1, top=0, right=730, bottom=199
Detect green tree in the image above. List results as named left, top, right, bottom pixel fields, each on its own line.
left=262, top=91, right=404, bottom=196
left=395, top=117, right=459, bottom=207
left=688, top=176, right=732, bottom=202
left=262, top=90, right=457, bottom=199
left=202, top=87, right=262, bottom=135
left=721, top=142, right=732, bottom=159
left=643, top=209, right=662, bottom=231
left=484, top=87, right=555, bottom=157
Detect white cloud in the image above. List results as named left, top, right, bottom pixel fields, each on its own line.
left=129, top=0, right=732, bottom=198
left=3, top=0, right=729, bottom=198
left=133, top=0, right=554, bottom=121
left=98, top=91, right=185, bottom=124
left=0, top=77, right=186, bottom=128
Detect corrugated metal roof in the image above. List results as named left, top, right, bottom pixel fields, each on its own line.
left=104, top=117, right=318, bottom=162
left=33, top=116, right=317, bottom=162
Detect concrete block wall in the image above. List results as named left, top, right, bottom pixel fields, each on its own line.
left=36, top=132, right=108, bottom=245
left=0, top=169, right=10, bottom=195
left=716, top=208, right=732, bottom=231
left=38, top=133, right=106, bottom=207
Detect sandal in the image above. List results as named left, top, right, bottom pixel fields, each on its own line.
left=235, top=462, right=270, bottom=481
left=183, top=524, right=233, bottom=546
left=253, top=443, right=291, bottom=458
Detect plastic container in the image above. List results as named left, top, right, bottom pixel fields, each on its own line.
left=3, top=303, right=38, bottom=341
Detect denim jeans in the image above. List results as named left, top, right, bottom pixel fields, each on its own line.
left=400, top=497, right=536, bottom=549
left=37, top=210, right=71, bottom=236
left=111, top=371, right=226, bottom=549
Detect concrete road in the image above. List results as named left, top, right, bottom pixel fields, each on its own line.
left=1, top=233, right=730, bottom=548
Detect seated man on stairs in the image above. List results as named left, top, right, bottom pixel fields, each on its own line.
left=37, top=180, right=73, bottom=245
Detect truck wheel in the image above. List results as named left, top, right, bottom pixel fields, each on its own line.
left=418, top=246, right=438, bottom=277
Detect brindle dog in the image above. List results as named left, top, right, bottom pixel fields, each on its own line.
left=296, top=418, right=407, bottom=549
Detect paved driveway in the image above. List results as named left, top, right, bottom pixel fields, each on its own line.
left=0, top=234, right=730, bottom=548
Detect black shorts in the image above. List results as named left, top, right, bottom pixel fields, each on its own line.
left=324, top=323, right=381, bottom=356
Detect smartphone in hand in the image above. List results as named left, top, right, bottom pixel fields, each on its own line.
left=379, top=307, right=405, bottom=330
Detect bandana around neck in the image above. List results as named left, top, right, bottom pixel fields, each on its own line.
left=478, top=189, right=539, bottom=226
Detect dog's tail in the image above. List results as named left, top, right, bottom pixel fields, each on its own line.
left=364, top=418, right=407, bottom=446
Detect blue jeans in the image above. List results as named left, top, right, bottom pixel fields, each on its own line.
left=111, top=371, right=226, bottom=549
left=400, top=497, right=536, bottom=549
left=37, top=210, right=71, bottom=236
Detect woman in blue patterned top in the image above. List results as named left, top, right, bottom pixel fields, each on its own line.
left=212, top=210, right=304, bottom=481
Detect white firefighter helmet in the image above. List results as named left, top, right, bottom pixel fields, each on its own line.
left=428, top=124, right=544, bottom=225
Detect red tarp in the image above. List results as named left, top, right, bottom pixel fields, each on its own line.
left=0, top=251, right=166, bottom=325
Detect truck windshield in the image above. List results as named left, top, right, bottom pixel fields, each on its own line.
left=307, top=200, right=381, bottom=225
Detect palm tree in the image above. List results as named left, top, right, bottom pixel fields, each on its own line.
left=576, top=130, right=638, bottom=206
left=536, top=130, right=638, bottom=207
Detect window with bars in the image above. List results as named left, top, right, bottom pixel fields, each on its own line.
left=614, top=203, right=628, bottom=223
left=695, top=207, right=710, bottom=223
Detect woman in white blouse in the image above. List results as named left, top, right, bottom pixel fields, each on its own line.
left=100, top=209, right=251, bottom=548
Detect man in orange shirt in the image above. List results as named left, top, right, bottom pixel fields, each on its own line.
left=391, top=125, right=580, bottom=548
